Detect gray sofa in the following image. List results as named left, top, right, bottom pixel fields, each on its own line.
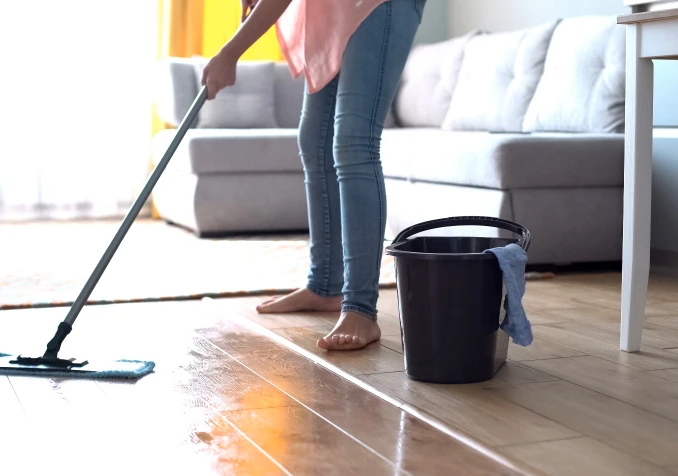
left=152, top=14, right=625, bottom=265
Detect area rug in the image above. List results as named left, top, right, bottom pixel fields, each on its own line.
left=0, top=219, right=397, bottom=310
left=0, top=219, right=553, bottom=311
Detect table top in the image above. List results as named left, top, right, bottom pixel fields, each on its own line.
left=624, top=0, right=677, bottom=5
left=618, top=7, right=678, bottom=23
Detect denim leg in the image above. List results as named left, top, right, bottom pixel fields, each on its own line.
left=298, top=77, right=344, bottom=297
left=334, top=0, right=423, bottom=320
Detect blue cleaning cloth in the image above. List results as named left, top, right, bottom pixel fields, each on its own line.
left=484, top=243, right=533, bottom=346
left=0, top=353, right=155, bottom=379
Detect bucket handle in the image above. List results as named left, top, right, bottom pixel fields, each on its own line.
left=391, top=216, right=531, bottom=251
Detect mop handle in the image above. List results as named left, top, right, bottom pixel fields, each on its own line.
left=62, top=86, right=208, bottom=326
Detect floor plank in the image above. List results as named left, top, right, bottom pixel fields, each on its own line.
left=8, top=375, right=177, bottom=476
left=198, top=322, right=392, bottom=407
left=0, top=376, right=24, bottom=423
left=380, top=334, right=403, bottom=354
left=362, top=371, right=579, bottom=447
left=101, top=378, right=289, bottom=475
left=86, top=315, right=323, bottom=476
left=521, top=355, right=678, bottom=423
left=503, top=437, right=672, bottom=476
left=540, top=307, right=678, bottom=349
left=174, top=417, right=290, bottom=476
left=307, top=402, right=518, bottom=476
left=648, top=316, right=678, bottom=331
left=376, top=289, right=400, bottom=318
left=222, top=406, right=405, bottom=476
left=224, top=297, right=338, bottom=330
left=273, top=325, right=406, bottom=375
left=224, top=302, right=408, bottom=375
left=522, top=310, right=572, bottom=325
left=9, top=375, right=108, bottom=422
left=371, top=313, right=403, bottom=336
left=645, top=302, right=678, bottom=317
left=100, top=334, right=297, bottom=413
left=531, top=322, right=678, bottom=371
left=646, top=368, right=678, bottom=383
left=0, top=376, right=28, bottom=476
left=478, top=361, right=560, bottom=388
left=487, top=380, right=678, bottom=466
left=522, top=288, right=588, bottom=311
left=198, top=319, right=519, bottom=475
left=379, top=330, right=585, bottom=369
left=507, top=337, right=586, bottom=362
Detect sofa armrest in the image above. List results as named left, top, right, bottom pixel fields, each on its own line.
left=155, top=57, right=201, bottom=127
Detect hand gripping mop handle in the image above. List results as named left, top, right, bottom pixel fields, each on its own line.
left=43, top=86, right=208, bottom=359
left=391, top=216, right=531, bottom=251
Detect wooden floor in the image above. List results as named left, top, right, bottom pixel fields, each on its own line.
left=211, top=272, right=678, bottom=476
left=2, top=272, right=678, bottom=475
left=0, top=301, right=513, bottom=476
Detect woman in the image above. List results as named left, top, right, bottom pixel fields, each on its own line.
left=202, top=0, right=425, bottom=351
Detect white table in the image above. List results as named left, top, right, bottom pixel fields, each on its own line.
left=618, top=8, right=678, bottom=351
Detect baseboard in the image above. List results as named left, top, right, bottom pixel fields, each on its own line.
left=526, top=261, right=622, bottom=275
left=651, top=248, right=678, bottom=278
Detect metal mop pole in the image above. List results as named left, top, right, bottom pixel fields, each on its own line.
left=41, top=87, right=208, bottom=360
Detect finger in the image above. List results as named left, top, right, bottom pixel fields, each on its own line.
left=206, top=81, right=216, bottom=100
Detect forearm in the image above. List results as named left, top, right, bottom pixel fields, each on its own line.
left=223, top=0, right=293, bottom=58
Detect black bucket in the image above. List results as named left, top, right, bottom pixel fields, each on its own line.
left=385, top=216, right=531, bottom=384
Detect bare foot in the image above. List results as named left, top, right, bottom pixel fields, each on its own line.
left=317, top=311, right=381, bottom=351
left=256, top=288, right=342, bottom=314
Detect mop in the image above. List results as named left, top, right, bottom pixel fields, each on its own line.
left=0, top=87, right=208, bottom=379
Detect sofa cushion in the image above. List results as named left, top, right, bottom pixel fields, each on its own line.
left=192, top=60, right=279, bottom=129
left=385, top=179, right=513, bottom=240
left=155, top=57, right=200, bottom=127
left=380, top=129, right=623, bottom=189
left=522, top=16, right=626, bottom=133
left=152, top=128, right=302, bottom=175
left=394, top=31, right=481, bottom=127
left=442, top=20, right=559, bottom=132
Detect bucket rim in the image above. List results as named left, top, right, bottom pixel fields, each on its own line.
left=385, top=247, right=502, bottom=261
left=385, top=235, right=518, bottom=261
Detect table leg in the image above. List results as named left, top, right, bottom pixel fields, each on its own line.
left=621, top=24, right=654, bottom=352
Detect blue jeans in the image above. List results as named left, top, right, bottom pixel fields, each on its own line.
left=298, top=0, right=425, bottom=320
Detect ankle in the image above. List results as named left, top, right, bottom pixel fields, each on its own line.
left=341, top=307, right=377, bottom=322
left=305, top=287, right=343, bottom=301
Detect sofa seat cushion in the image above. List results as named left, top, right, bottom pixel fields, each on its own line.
left=153, top=128, right=302, bottom=175
left=381, top=129, right=623, bottom=189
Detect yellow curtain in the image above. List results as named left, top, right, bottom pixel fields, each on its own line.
left=202, top=0, right=284, bottom=60
left=151, top=0, right=283, bottom=217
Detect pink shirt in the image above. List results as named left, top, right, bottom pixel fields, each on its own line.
left=276, top=0, right=388, bottom=94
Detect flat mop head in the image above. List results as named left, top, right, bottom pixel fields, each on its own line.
left=0, top=353, right=155, bottom=379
